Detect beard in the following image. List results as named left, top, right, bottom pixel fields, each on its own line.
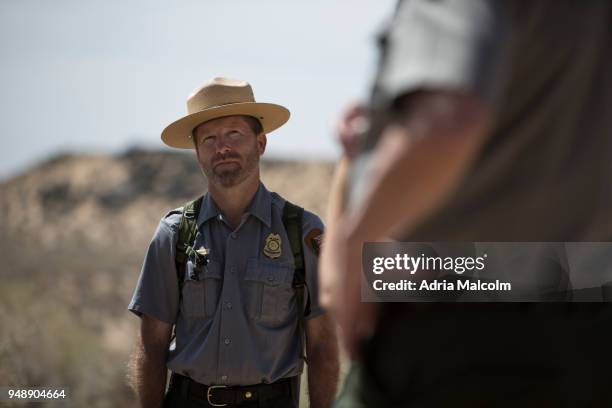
left=203, top=144, right=259, bottom=188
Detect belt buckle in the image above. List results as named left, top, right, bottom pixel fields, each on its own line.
left=207, top=385, right=228, bottom=407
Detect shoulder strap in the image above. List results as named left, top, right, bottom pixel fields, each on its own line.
left=283, top=201, right=305, bottom=284
left=170, top=195, right=203, bottom=343
left=282, top=200, right=310, bottom=364
left=175, top=195, right=204, bottom=285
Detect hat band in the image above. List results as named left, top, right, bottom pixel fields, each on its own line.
left=190, top=100, right=255, bottom=114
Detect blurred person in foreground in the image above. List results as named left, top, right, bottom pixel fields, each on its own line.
left=321, top=0, right=612, bottom=406
left=128, top=77, right=339, bottom=408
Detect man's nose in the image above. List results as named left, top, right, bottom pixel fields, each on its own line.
left=215, top=137, right=232, bottom=154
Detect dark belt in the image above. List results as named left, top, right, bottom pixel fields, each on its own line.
left=169, top=373, right=293, bottom=407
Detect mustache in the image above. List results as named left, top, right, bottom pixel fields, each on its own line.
left=212, top=151, right=242, bottom=166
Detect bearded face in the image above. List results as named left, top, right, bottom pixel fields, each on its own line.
left=193, top=116, right=266, bottom=188
left=204, top=138, right=260, bottom=187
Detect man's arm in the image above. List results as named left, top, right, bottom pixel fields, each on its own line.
left=346, top=91, right=490, bottom=242
left=129, top=314, right=173, bottom=408
left=305, top=313, right=340, bottom=408
left=321, top=91, right=491, bottom=356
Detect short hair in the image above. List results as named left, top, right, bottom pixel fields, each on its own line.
left=191, top=115, right=263, bottom=147
left=243, top=116, right=263, bottom=135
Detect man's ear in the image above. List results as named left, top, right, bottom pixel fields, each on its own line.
left=192, top=136, right=202, bottom=159
left=191, top=126, right=200, bottom=154
left=257, top=133, right=267, bottom=156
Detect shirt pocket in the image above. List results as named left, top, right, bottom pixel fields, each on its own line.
left=244, top=258, right=295, bottom=325
left=181, top=259, right=223, bottom=318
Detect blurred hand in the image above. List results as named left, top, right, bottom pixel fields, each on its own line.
left=335, top=103, right=369, bottom=160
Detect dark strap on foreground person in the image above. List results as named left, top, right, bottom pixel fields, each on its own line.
left=165, top=373, right=294, bottom=407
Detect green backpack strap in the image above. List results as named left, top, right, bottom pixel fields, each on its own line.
left=282, top=200, right=310, bottom=364
left=175, top=195, right=204, bottom=286
left=170, top=195, right=203, bottom=344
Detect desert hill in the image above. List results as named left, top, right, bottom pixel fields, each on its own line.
left=0, top=149, right=335, bottom=407
left=0, top=148, right=334, bottom=252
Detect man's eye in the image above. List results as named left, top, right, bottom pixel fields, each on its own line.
left=202, top=136, right=215, bottom=144
left=228, top=131, right=242, bottom=141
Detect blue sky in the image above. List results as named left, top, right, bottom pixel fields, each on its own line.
left=0, top=0, right=395, bottom=180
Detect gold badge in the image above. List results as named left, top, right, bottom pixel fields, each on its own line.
left=263, top=233, right=282, bottom=259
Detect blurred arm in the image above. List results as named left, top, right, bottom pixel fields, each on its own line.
left=327, top=156, right=352, bottom=222
left=318, top=102, right=367, bottom=303
left=345, top=91, right=491, bottom=243
left=320, top=91, right=492, bottom=356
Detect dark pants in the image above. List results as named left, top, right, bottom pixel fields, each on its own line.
left=334, top=304, right=612, bottom=407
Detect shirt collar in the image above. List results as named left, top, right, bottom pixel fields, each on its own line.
left=197, top=183, right=272, bottom=228
left=245, top=183, right=272, bottom=228
left=197, top=192, right=222, bottom=226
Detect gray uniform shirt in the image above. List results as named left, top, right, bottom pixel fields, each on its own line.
left=355, top=0, right=612, bottom=241
left=128, top=183, right=324, bottom=386
left=345, top=0, right=612, bottom=403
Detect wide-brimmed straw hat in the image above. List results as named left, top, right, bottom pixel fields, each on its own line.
left=161, top=77, right=290, bottom=149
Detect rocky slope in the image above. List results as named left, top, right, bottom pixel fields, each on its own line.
left=0, top=148, right=334, bottom=253
left=0, top=149, right=335, bottom=407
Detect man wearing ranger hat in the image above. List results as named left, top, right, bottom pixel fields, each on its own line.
left=128, top=77, right=339, bottom=408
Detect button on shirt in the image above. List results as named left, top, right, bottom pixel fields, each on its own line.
left=128, top=183, right=325, bottom=386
